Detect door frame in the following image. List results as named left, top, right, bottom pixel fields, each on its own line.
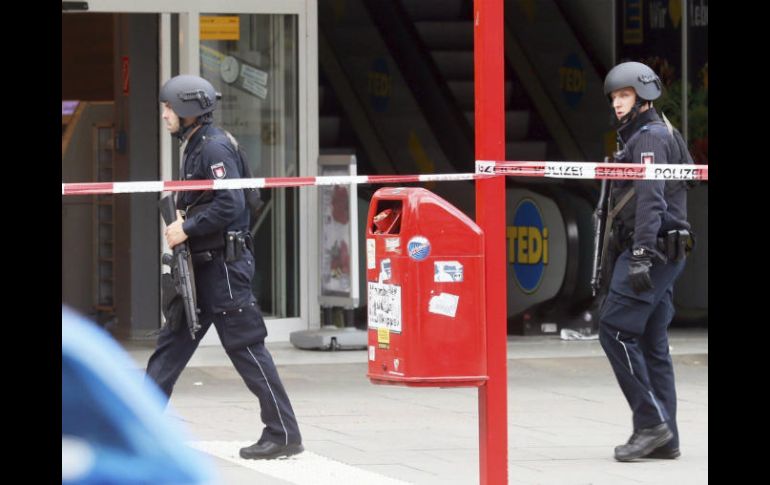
left=81, top=0, right=320, bottom=341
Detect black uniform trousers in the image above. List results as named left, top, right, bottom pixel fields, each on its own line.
left=598, top=249, right=686, bottom=449
left=147, top=251, right=301, bottom=447
left=147, top=311, right=302, bottom=446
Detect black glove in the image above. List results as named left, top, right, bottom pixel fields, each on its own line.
left=628, top=248, right=653, bottom=294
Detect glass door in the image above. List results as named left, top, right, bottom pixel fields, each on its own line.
left=200, top=13, right=299, bottom=318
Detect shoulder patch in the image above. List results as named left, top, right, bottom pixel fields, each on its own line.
left=640, top=152, right=655, bottom=165
left=211, top=162, right=226, bottom=179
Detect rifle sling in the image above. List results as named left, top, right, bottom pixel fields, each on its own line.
left=600, top=187, right=635, bottom=268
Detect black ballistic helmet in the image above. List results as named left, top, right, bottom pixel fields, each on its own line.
left=160, top=75, right=221, bottom=118
left=603, top=62, right=662, bottom=102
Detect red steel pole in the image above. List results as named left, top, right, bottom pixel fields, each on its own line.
left=474, top=0, right=508, bottom=484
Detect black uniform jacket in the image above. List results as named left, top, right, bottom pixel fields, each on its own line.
left=179, top=123, right=249, bottom=239
left=611, top=108, right=690, bottom=259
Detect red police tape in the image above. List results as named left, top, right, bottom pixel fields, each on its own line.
left=478, top=160, right=708, bottom=181
left=61, top=160, right=708, bottom=195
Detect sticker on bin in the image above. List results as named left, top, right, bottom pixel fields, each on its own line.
left=368, top=282, right=402, bottom=332
left=434, top=261, right=463, bottom=282
left=368, top=345, right=375, bottom=361
left=366, top=239, right=376, bottom=269
left=407, top=236, right=431, bottom=261
left=389, top=359, right=403, bottom=376
left=377, top=327, right=390, bottom=349
left=429, top=292, right=459, bottom=317
left=379, top=259, right=392, bottom=283
left=385, top=237, right=400, bottom=252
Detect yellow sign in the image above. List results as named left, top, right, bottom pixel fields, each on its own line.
left=377, top=327, right=390, bottom=349
left=200, top=16, right=240, bottom=41
left=506, top=226, right=549, bottom=264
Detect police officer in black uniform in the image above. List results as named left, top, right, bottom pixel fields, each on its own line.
left=599, top=62, right=693, bottom=462
left=146, top=74, right=303, bottom=460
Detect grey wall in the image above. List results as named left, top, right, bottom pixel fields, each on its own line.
left=113, top=14, right=161, bottom=339
left=129, top=14, right=161, bottom=338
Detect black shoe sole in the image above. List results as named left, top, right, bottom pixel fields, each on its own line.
left=240, top=443, right=305, bottom=460
left=645, top=447, right=681, bottom=459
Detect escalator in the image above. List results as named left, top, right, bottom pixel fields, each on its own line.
left=318, top=0, right=478, bottom=219
left=317, top=0, right=705, bottom=332
left=318, top=0, right=597, bottom=334
left=384, top=0, right=601, bottom=332
left=503, top=0, right=610, bottom=161
left=399, top=0, right=548, bottom=162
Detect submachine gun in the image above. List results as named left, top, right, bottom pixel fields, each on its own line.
left=590, top=166, right=610, bottom=297
left=159, top=195, right=201, bottom=339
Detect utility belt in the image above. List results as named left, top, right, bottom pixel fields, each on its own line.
left=189, top=230, right=253, bottom=264
left=616, top=228, right=694, bottom=262
left=185, top=200, right=253, bottom=262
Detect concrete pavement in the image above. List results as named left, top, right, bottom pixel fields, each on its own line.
left=124, top=328, right=708, bottom=484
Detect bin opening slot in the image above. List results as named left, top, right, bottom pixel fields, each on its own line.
left=372, top=201, right=402, bottom=234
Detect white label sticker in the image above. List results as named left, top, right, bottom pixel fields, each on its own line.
left=366, top=239, right=376, bottom=269
left=385, top=237, right=400, bottom=252
left=368, top=282, right=402, bottom=332
left=379, top=258, right=392, bottom=283
left=429, top=292, right=460, bottom=318
left=434, top=261, right=464, bottom=282
left=368, top=345, right=375, bottom=361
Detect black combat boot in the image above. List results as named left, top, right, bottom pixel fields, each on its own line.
left=240, top=441, right=304, bottom=460
left=614, top=423, right=673, bottom=462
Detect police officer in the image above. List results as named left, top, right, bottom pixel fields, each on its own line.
left=146, top=74, right=303, bottom=460
left=599, top=62, right=692, bottom=462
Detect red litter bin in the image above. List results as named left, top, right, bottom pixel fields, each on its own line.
left=365, top=187, right=487, bottom=387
